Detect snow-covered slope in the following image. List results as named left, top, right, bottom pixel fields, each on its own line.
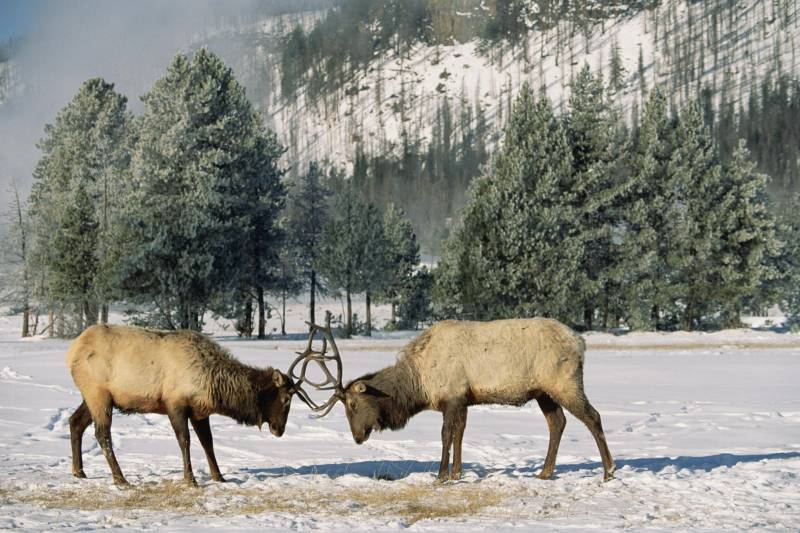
left=0, top=310, right=798, bottom=531
left=260, top=0, right=799, bottom=172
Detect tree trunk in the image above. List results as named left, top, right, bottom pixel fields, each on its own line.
left=101, top=304, right=108, bottom=325
left=48, top=309, right=54, bottom=338
left=281, top=290, right=287, bottom=336
left=651, top=305, right=660, bottom=331
left=21, top=304, right=29, bottom=338
left=257, top=286, right=266, bottom=339
left=346, top=286, right=352, bottom=337
left=365, top=291, right=372, bottom=337
left=583, top=307, right=593, bottom=331
left=310, top=270, right=316, bottom=325
left=243, top=297, right=253, bottom=337
left=391, top=301, right=396, bottom=327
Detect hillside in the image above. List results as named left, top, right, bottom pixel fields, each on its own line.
left=262, top=1, right=797, bottom=169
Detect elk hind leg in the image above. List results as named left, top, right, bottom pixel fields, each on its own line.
left=69, top=400, right=93, bottom=478
left=536, top=393, right=566, bottom=480
left=86, top=390, right=128, bottom=486
left=560, top=394, right=615, bottom=481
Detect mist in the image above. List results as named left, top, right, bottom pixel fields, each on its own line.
left=0, top=0, right=321, bottom=205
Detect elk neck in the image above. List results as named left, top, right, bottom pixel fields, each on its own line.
left=370, top=359, right=429, bottom=431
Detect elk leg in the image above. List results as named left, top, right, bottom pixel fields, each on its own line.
left=167, top=407, right=197, bottom=486
left=437, top=406, right=457, bottom=482
left=69, top=401, right=93, bottom=479
left=536, top=394, right=566, bottom=480
left=190, top=417, right=225, bottom=482
left=89, top=396, right=128, bottom=486
left=450, top=405, right=468, bottom=481
left=562, top=396, right=615, bottom=481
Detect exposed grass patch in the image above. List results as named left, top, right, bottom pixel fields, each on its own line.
left=0, top=479, right=509, bottom=524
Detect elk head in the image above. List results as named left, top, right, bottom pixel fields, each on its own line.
left=341, top=379, right=388, bottom=444
left=260, top=369, right=294, bottom=437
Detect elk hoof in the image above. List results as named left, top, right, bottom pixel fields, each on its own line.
left=449, top=471, right=462, bottom=481
left=212, top=474, right=226, bottom=483
left=603, top=471, right=615, bottom=482
left=113, top=476, right=130, bottom=487
left=185, top=476, right=198, bottom=487
left=73, top=469, right=87, bottom=479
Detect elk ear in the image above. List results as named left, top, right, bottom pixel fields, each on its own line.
left=272, top=369, right=285, bottom=388
left=353, top=381, right=367, bottom=394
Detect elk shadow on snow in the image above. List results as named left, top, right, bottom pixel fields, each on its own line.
left=495, top=451, right=800, bottom=478
left=236, top=459, right=463, bottom=481
left=233, top=452, right=800, bottom=482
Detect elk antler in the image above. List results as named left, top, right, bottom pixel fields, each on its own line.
left=289, top=311, right=344, bottom=417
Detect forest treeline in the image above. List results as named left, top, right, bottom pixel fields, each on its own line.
left=2, top=49, right=423, bottom=338
left=3, top=49, right=800, bottom=337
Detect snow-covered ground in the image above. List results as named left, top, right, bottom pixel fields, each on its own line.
left=0, top=307, right=798, bottom=531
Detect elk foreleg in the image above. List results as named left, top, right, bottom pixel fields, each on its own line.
left=450, top=405, right=468, bottom=480
left=438, top=402, right=467, bottom=482
left=190, top=417, right=225, bottom=482
left=167, top=406, right=197, bottom=486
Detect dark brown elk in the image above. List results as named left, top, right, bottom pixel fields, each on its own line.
left=301, top=318, right=615, bottom=482
left=66, top=324, right=296, bottom=486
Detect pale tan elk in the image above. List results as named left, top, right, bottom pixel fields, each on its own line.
left=66, top=324, right=297, bottom=486
left=296, top=318, right=615, bottom=482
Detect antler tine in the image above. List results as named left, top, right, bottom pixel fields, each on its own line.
left=289, top=311, right=345, bottom=415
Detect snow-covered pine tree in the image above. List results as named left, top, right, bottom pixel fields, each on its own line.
left=121, top=49, right=262, bottom=330
left=320, top=180, right=391, bottom=336
left=49, top=183, right=99, bottom=334
left=239, top=127, right=286, bottom=339
left=284, top=161, right=331, bottom=325
left=566, top=65, right=628, bottom=329
left=356, top=202, right=391, bottom=336
left=618, top=89, right=675, bottom=330
left=664, top=101, right=725, bottom=330
left=28, top=77, right=131, bottom=333
left=319, top=179, right=363, bottom=337
left=435, top=84, right=582, bottom=322
left=379, top=203, right=420, bottom=328
left=714, top=140, right=781, bottom=325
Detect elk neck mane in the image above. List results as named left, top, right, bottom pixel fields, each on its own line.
left=185, top=332, right=274, bottom=426
left=369, top=330, right=433, bottom=430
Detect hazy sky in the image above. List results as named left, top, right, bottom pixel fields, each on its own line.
left=0, top=1, right=45, bottom=42
left=0, top=0, right=272, bottom=207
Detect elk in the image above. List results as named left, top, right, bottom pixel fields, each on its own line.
left=300, top=318, right=615, bottom=482
left=66, top=324, right=296, bottom=486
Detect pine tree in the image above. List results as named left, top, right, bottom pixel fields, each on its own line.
left=319, top=181, right=391, bottom=336
left=379, top=203, right=420, bottom=327
left=120, top=49, right=262, bottom=330
left=435, top=84, right=582, bottom=322
left=284, top=161, right=331, bottom=325
left=664, top=101, right=725, bottom=330
left=239, top=127, right=287, bottom=339
left=28, top=77, right=131, bottom=332
left=566, top=65, right=627, bottom=329
left=50, top=183, right=99, bottom=334
left=714, top=140, right=781, bottom=324
left=619, top=89, right=675, bottom=330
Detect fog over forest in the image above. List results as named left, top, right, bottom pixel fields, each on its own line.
left=0, top=0, right=328, bottom=205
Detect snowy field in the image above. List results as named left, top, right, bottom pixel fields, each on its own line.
left=0, top=308, right=799, bottom=532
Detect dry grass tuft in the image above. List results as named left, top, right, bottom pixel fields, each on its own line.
left=0, top=479, right=509, bottom=524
